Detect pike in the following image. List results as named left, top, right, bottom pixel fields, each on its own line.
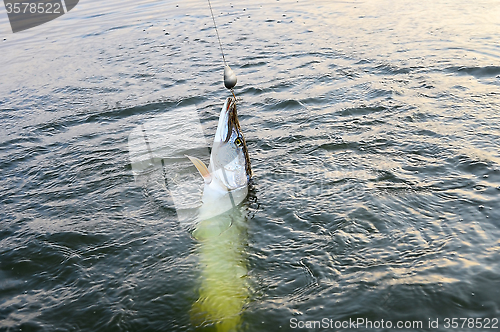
left=186, top=95, right=252, bottom=331
left=185, top=1, right=253, bottom=328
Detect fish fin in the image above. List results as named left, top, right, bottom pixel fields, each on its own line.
left=185, top=155, right=212, bottom=184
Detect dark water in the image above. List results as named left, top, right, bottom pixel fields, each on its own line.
left=1, top=0, right=500, bottom=331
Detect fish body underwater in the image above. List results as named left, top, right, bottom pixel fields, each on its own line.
left=187, top=97, right=252, bottom=331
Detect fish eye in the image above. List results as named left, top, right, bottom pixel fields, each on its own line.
left=235, top=137, right=243, bottom=147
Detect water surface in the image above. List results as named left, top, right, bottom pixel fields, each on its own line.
left=1, top=0, right=500, bottom=331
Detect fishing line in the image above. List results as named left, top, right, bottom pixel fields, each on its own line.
left=207, top=0, right=227, bottom=66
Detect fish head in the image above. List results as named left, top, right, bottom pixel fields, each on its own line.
left=209, top=97, right=251, bottom=193
left=185, top=97, right=251, bottom=213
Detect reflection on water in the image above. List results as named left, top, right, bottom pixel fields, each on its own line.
left=0, top=0, right=499, bottom=331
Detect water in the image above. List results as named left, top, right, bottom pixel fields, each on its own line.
left=1, top=0, right=500, bottom=331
